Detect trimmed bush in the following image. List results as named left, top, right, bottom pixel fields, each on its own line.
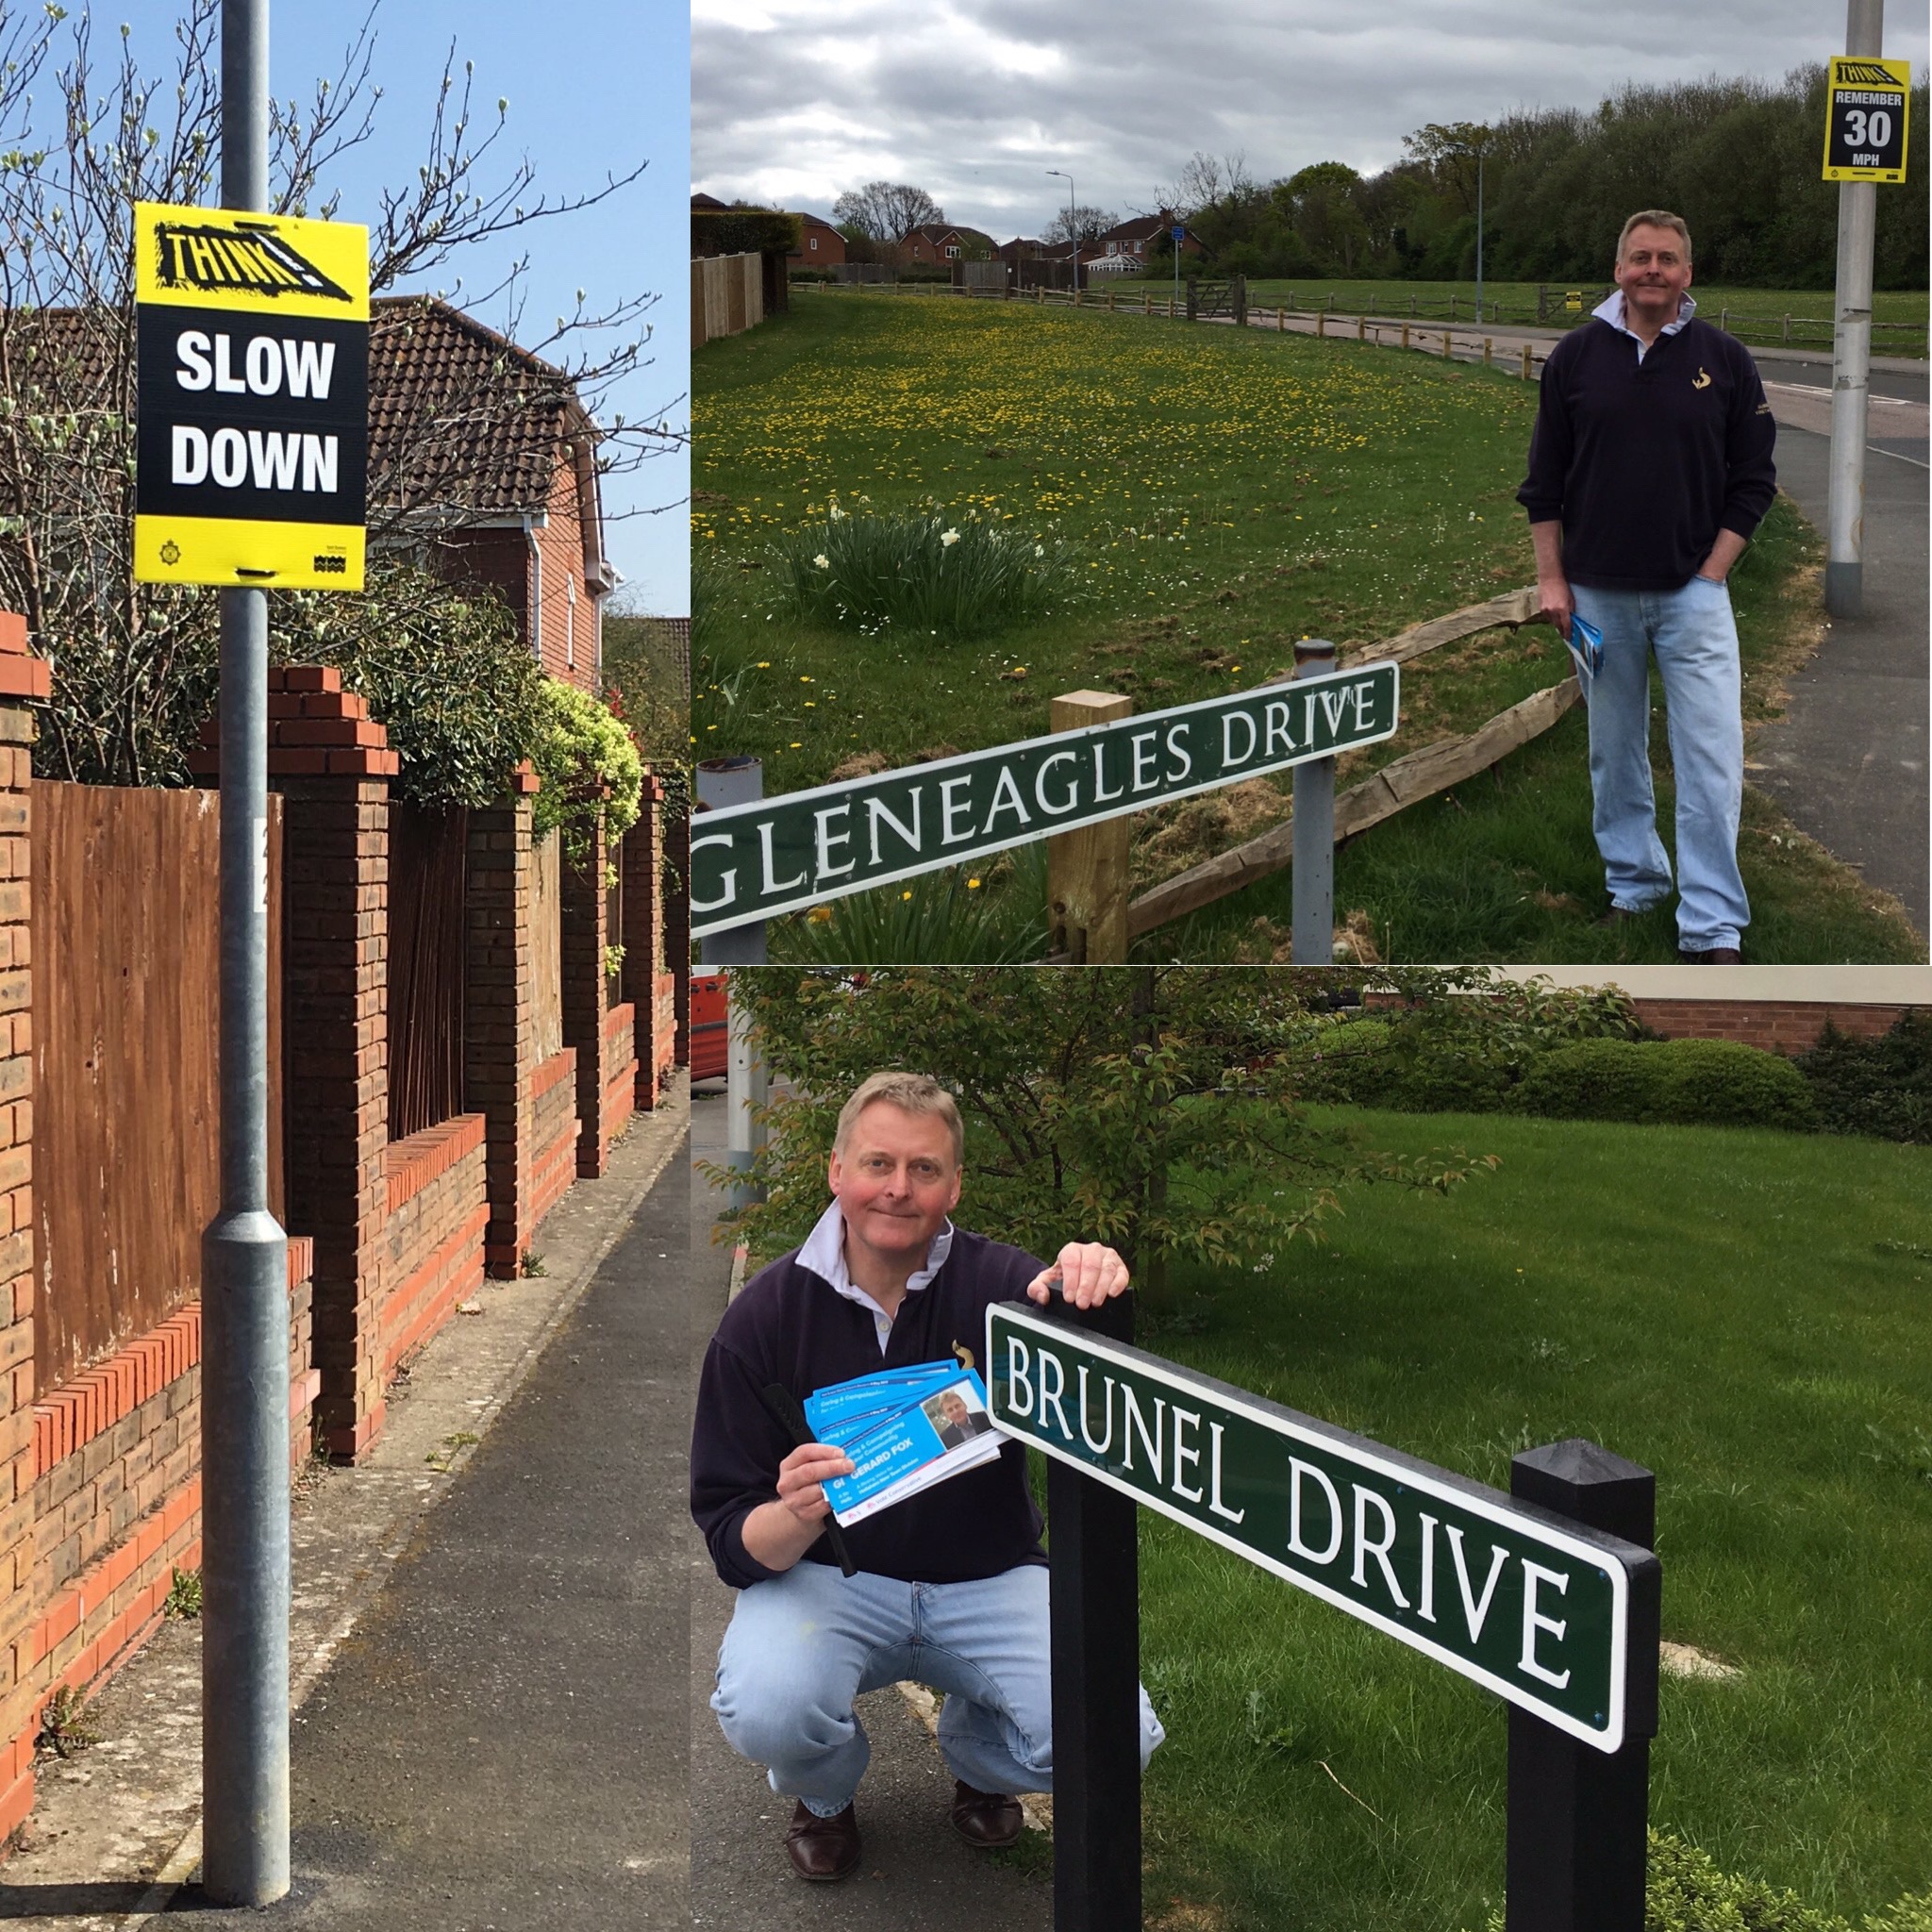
left=1512, top=1038, right=1817, bottom=1132
left=1795, top=1013, right=1932, bottom=1143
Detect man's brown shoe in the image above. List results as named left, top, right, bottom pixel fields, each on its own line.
left=1678, top=946, right=1743, bottom=964
left=950, top=1780, right=1024, bottom=1849
left=785, top=1800, right=860, bottom=1881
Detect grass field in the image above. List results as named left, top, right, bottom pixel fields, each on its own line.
left=1098, top=273, right=1929, bottom=358
left=695, top=295, right=1923, bottom=964
left=1116, top=1107, right=1932, bottom=1931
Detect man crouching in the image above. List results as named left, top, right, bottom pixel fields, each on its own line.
left=691, top=1071, right=1164, bottom=1881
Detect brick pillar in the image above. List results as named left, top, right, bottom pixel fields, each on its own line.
left=622, top=775, right=666, bottom=1109
left=194, top=667, right=398, bottom=1462
left=468, top=769, right=538, bottom=1277
left=667, top=805, right=691, bottom=1067
left=561, top=811, right=610, bottom=1178
left=0, top=615, right=48, bottom=1837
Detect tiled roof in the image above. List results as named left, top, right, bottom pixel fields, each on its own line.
left=10, top=297, right=592, bottom=523
left=367, top=295, right=591, bottom=520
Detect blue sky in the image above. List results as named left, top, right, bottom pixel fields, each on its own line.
left=121, top=1, right=690, bottom=614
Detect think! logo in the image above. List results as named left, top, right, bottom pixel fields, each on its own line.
left=1836, top=58, right=1902, bottom=88
left=153, top=222, right=353, bottom=302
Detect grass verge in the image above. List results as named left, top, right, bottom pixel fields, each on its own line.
left=1132, top=1107, right=1932, bottom=1931
left=697, top=294, right=1921, bottom=962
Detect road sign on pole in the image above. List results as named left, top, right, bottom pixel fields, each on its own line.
left=987, top=1302, right=1659, bottom=1750
left=1824, top=9, right=1907, bottom=618
left=133, top=200, right=369, bottom=590
left=691, top=660, right=1399, bottom=936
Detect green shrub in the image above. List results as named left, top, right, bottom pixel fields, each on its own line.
left=1472, top=1831, right=1931, bottom=1932
left=1512, top=1038, right=1817, bottom=1131
left=777, top=507, right=1078, bottom=640
left=528, top=679, right=644, bottom=856
left=1795, top=1013, right=1932, bottom=1143
left=770, top=848, right=1049, bottom=966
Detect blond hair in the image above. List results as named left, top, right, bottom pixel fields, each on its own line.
left=1617, top=209, right=1692, bottom=263
left=833, top=1072, right=964, bottom=1170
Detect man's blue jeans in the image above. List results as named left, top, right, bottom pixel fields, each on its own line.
left=1574, top=576, right=1749, bottom=952
left=711, top=1559, right=1165, bottom=1817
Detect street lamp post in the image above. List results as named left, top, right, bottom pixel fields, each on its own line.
left=1474, top=148, right=1485, bottom=325
left=1048, top=168, right=1077, bottom=294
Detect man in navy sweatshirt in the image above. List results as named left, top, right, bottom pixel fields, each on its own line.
left=692, top=1070, right=1163, bottom=1882
left=1519, top=209, right=1777, bottom=962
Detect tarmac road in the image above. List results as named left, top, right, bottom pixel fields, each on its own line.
left=686, top=1083, right=1054, bottom=1931
left=160, top=1140, right=692, bottom=1930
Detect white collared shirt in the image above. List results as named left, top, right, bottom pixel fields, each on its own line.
left=1592, top=290, right=1697, bottom=364
left=795, top=1199, right=957, bottom=1353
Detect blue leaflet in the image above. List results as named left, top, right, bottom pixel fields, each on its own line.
left=1566, top=613, right=1605, bottom=703
left=804, top=1363, right=1001, bottom=1525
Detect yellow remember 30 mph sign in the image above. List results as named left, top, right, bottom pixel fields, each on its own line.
left=133, top=203, right=369, bottom=590
left=1821, top=57, right=1911, bottom=184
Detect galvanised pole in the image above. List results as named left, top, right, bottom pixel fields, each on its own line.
left=1291, top=639, right=1338, bottom=965
left=1474, top=148, right=1484, bottom=326
left=1825, top=0, right=1884, bottom=617
left=201, top=0, right=291, bottom=1904
left=696, top=757, right=767, bottom=1211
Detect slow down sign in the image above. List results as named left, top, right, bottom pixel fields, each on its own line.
left=133, top=202, right=369, bottom=591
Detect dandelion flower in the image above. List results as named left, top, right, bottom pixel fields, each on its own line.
left=808, top=906, right=833, bottom=924
left=902, top=890, right=913, bottom=901
left=967, top=877, right=982, bottom=890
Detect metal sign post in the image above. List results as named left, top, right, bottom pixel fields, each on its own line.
left=1290, top=640, right=1338, bottom=964
left=695, top=758, right=767, bottom=1211
left=205, top=0, right=286, bottom=1903
left=1822, top=7, right=1910, bottom=618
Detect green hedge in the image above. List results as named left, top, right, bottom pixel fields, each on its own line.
left=1512, top=1039, right=1817, bottom=1132
left=1794, top=1014, right=1932, bottom=1143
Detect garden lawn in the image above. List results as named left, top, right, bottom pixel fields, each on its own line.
left=698, top=292, right=1920, bottom=963
left=1124, top=1107, right=1932, bottom=1932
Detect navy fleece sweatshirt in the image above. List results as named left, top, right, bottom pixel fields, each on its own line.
left=1517, top=317, right=1777, bottom=591
left=691, top=1228, right=1048, bottom=1591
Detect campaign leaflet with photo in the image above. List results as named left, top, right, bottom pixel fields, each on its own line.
left=1565, top=612, right=1605, bottom=703
left=805, top=1361, right=1003, bottom=1527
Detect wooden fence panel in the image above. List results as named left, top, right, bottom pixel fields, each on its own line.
left=388, top=800, right=468, bottom=1141
left=529, top=829, right=564, bottom=1065
left=33, top=782, right=284, bottom=1386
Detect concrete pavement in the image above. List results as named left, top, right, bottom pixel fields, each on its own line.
left=685, top=1082, right=1054, bottom=1930
left=0, top=1087, right=691, bottom=1931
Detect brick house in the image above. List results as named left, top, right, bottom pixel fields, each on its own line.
left=901, top=223, right=996, bottom=265
left=1093, top=210, right=1207, bottom=268
left=368, top=296, right=615, bottom=693
left=789, top=213, right=848, bottom=268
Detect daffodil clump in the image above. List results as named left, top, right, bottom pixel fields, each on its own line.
left=779, top=501, right=1076, bottom=640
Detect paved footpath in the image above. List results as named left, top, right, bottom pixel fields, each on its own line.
left=0, top=1086, right=691, bottom=1931
left=686, top=1083, right=1053, bottom=1931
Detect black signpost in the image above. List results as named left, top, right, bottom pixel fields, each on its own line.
left=994, top=1299, right=1662, bottom=1931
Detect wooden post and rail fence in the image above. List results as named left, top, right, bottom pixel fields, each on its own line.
left=1001, top=1292, right=1661, bottom=1931
left=691, top=585, right=1571, bottom=962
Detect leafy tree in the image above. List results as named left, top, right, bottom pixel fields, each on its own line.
left=1043, top=204, right=1120, bottom=252
left=708, top=968, right=1495, bottom=1293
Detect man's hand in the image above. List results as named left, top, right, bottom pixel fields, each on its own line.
left=1529, top=520, right=1573, bottom=641
left=1025, top=1242, right=1131, bottom=1309
left=1694, top=528, right=1748, bottom=585
left=773, top=1441, right=854, bottom=1526
left=740, top=1441, right=855, bottom=1573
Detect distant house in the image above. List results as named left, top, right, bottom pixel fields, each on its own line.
left=998, top=237, right=1049, bottom=266
left=369, top=296, right=615, bottom=692
left=901, top=223, right=996, bottom=265
left=789, top=213, right=848, bottom=268
left=1094, top=211, right=1208, bottom=267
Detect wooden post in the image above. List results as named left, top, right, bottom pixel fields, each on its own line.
left=1522, top=342, right=1533, bottom=380
left=1316, top=308, right=1325, bottom=338
left=1047, top=690, right=1133, bottom=963
left=1108, top=286, right=1116, bottom=311
left=1484, top=336, right=1492, bottom=364
left=1045, top=1290, right=1141, bottom=1932
left=1442, top=327, right=1454, bottom=358
left=1277, top=304, right=1285, bottom=331
left=1402, top=322, right=1410, bottom=350
left=1357, top=314, right=1365, bottom=341
left=1507, top=1441, right=1661, bottom=1932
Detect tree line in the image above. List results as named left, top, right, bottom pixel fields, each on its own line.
left=1146, top=70, right=1926, bottom=290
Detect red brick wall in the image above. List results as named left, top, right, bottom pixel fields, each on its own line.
left=1634, top=1000, right=1910, bottom=1056
left=528, top=1048, right=579, bottom=1238
left=2, top=1246, right=316, bottom=1844
left=381, top=1116, right=489, bottom=1383
left=533, top=458, right=597, bottom=691
left=603, top=1003, right=637, bottom=1151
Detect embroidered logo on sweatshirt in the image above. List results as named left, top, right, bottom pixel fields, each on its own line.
left=1691, top=368, right=1712, bottom=391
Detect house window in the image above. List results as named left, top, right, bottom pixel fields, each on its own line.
left=809, top=236, right=818, bottom=250
left=567, top=573, right=577, bottom=671
left=1107, top=242, right=1117, bottom=255
left=945, top=244, right=959, bottom=258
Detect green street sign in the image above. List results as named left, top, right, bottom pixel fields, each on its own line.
left=691, top=659, right=1398, bottom=935
left=987, top=1304, right=1657, bottom=1751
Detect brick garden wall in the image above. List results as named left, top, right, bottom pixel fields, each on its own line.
left=1632, top=1000, right=1909, bottom=1056
left=380, top=1117, right=489, bottom=1387
left=528, top=1048, right=580, bottom=1239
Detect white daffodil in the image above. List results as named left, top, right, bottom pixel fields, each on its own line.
left=812, top=553, right=830, bottom=569
left=828, top=502, right=845, bottom=520
left=940, top=528, right=960, bottom=546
